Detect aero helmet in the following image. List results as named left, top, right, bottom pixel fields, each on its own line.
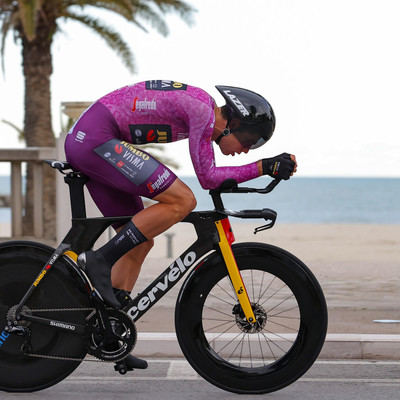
left=215, top=85, right=276, bottom=149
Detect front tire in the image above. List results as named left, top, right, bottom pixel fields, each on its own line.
left=175, top=243, right=327, bottom=394
left=0, top=242, right=92, bottom=392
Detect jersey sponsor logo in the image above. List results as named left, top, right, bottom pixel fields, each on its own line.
left=129, top=124, right=172, bottom=144
left=145, top=80, right=188, bottom=91
left=94, top=139, right=159, bottom=186
left=223, top=90, right=250, bottom=117
left=75, top=130, right=86, bottom=143
left=131, top=97, right=157, bottom=112
left=147, top=168, right=171, bottom=194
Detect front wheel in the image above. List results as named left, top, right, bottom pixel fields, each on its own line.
left=175, top=242, right=327, bottom=394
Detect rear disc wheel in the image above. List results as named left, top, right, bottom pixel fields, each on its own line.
left=0, top=243, right=92, bottom=392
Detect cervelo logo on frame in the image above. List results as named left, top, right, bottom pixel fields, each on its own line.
left=223, top=90, right=250, bottom=117
left=132, top=97, right=157, bottom=112
left=127, top=251, right=197, bottom=320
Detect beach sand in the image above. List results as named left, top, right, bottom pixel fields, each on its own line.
left=133, top=223, right=400, bottom=335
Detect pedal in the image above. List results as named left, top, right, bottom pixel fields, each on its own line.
left=114, top=360, right=131, bottom=375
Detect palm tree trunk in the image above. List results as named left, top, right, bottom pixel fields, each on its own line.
left=21, top=19, right=56, bottom=239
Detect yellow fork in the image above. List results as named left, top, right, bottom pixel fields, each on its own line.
left=215, top=219, right=256, bottom=324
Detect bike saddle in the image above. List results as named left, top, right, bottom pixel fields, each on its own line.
left=45, top=160, right=73, bottom=172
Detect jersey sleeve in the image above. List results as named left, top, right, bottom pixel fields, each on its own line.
left=188, top=103, right=260, bottom=190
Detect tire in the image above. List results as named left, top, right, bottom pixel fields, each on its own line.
left=0, top=242, right=92, bottom=392
left=175, top=242, right=327, bottom=394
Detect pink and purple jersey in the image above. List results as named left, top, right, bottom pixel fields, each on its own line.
left=97, top=80, right=259, bottom=189
left=65, top=81, right=259, bottom=219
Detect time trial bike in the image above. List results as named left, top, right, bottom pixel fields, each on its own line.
left=0, top=160, right=327, bottom=394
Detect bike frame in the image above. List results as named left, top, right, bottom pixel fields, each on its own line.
left=14, top=168, right=270, bottom=330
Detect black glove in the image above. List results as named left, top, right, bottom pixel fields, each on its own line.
left=262, top=153, right=295, bottom=180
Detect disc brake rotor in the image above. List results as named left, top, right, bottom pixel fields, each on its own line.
left=232, top=302, right=267, bottom=333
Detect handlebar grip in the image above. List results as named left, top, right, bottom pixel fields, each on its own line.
left=264, top=178, right=281, bottom=193
left=234, top=208, right=277, bottom=221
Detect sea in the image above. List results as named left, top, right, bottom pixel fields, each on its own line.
left=0, top=176, right=399, bottom=224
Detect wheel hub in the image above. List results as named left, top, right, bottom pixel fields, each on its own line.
left=232, top=302, right=267, bottom=333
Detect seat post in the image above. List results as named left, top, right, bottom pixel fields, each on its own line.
left=64, top=172, right=88, bottom=218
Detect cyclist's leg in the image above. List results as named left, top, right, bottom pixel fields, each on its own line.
left=111, top=240, right=154, bottom=291
left=68, top=136, right=196, bottom=306
left=110, top=178, right=196, bottom=290
left=131, top=178, right=197, bottom=239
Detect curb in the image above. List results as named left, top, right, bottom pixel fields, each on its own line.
left=134, top=333, right=400, bottom=360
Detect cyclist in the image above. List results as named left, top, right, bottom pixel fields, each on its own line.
left=65, top=80, right=297, bottom=369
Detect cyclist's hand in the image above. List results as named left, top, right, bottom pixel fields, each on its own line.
left=262, top=153, right=297, bottom=180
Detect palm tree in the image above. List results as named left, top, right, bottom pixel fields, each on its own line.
left=0, top=0, right=194, bottom=239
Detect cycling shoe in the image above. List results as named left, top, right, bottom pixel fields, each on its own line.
left=125, top=354, right=148, bottom=370
left=114, top=354, right=148, bottom=374
left=78, top=250, right=120, bottom=309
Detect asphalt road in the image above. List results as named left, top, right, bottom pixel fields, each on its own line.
left=1, top=359, right=399, bottom=399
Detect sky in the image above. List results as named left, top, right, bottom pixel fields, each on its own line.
left=0, top=0, right=399, bottom=177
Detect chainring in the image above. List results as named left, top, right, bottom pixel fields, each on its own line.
left=84, top=309, right=137, bottom=362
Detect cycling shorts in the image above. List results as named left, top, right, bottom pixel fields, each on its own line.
left=65, top=102, right=177, bottom=221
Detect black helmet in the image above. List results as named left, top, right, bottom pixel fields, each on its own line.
left=215, top=85, right=276, bottom=149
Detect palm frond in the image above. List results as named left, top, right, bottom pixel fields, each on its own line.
left=1, top=119, right=25, bottom=142
left=66, top=10, right=136, bottom=73
left=149, top=0, right=196, bottom=25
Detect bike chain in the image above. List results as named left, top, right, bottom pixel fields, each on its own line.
left=19, top=307, right=131, bottom=363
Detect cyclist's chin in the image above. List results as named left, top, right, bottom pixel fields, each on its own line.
left=219, top=147, right=235, bottom=156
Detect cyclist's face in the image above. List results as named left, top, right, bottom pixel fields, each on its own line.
left=218, top=134, right=250, bottom=156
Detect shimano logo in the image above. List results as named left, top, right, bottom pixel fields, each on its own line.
left=224, top=90, right=250, bottom=116
left=127, top=251, right=197, bottom=320
left=50, top=321, right=76, bottom=331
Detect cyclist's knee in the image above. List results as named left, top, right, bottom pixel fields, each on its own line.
left=156, top=180, right=197, bottom=217
left=181, top=186, right=197, bottom=213
left=174, top=186, right=196, bottom=218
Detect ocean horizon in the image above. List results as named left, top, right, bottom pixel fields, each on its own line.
left=0, top=175, right=399, bottom=224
